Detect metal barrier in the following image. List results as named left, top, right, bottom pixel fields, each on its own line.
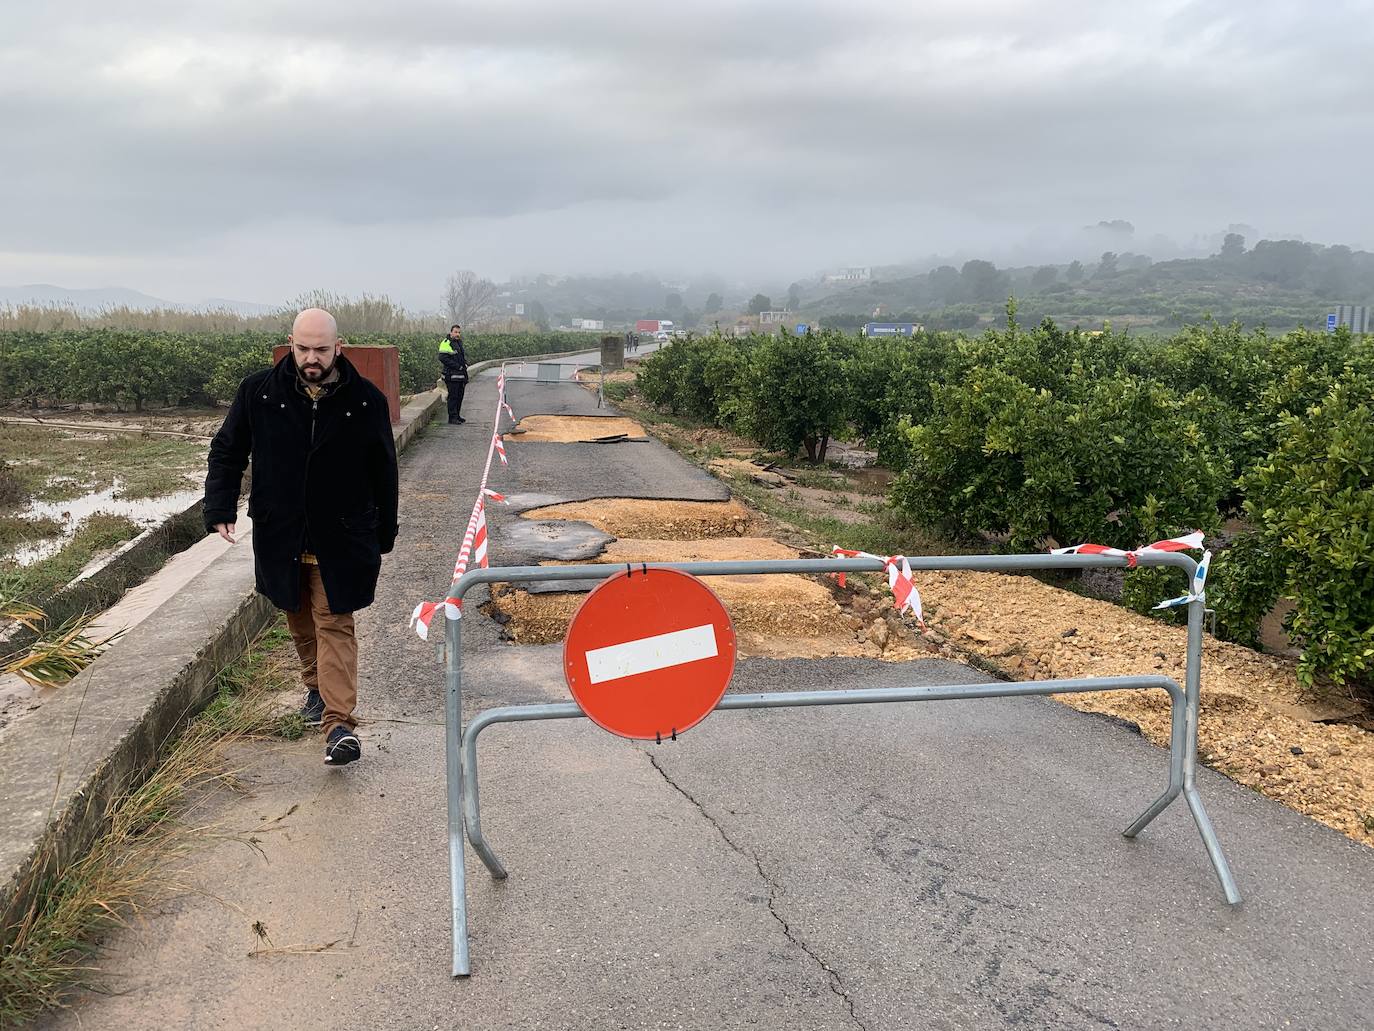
left=441, top=552, right=1239, bottom=978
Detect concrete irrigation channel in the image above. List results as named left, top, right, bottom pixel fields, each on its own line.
left=31, top=365, right=1374, bottom=1030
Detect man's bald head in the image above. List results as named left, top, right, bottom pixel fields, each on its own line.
left=293, top=307, right=338, bottom=338
left=288, top=307, right=343, bottom=383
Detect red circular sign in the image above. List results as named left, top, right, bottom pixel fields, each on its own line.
left=563, top=567, right=736, bottom=740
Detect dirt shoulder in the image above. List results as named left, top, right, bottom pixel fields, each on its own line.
left=602, top=374, right=1374, bottom=847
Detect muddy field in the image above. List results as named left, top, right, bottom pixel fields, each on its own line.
left=1, top=420, right=207, bottom=572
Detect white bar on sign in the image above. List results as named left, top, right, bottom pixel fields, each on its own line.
left=585, top=624, right=719, bottom=684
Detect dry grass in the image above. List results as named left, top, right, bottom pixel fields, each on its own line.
left=0, top=293, right=445, bottom=335
left=2, top=615, right=121, bottom=689
left=0, top=465, right=28, bottom=507
left=0, top=620, right=302, bottom=1026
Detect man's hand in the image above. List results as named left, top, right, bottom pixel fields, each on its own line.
left=213, top=523, right=237, bottom=544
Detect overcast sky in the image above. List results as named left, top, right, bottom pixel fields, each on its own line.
left=2, top=0, right=1372, bottom=307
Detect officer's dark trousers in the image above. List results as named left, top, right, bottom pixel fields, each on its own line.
left=445, top=378, right=466, bottom=421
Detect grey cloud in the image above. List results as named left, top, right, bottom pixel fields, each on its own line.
left=1, top=0, right=1372, bottom=300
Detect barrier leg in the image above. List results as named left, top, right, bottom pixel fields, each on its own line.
left=463, top=702, right=583, bottom=878
left=1181, top=599, right=1241, bottom=903
left=1122, top=785, right=1181, bottom=839
left=1185, top=786, right=1242, bottom=904
left=463, top=715, right=509, bottom=880
left=446, top=616, right=471, bottom=977
left=1123, top=680, right=1185, bottom=837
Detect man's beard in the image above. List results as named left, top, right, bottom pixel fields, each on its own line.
left=299, top=357, right=334, bottom=381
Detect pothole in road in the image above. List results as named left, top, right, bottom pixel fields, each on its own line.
left=486, top=499, right=940, bottom=662
left=506, top=415, right=648, bottom=443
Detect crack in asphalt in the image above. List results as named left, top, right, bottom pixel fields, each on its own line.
left=645, top=751, right=869, bottom=1031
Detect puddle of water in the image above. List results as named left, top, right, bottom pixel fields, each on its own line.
left=6, top=478, right=202, bottom=567
left=8, top=538, right=65, bottom=566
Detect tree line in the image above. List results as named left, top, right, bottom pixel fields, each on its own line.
left=635, top=317, right=1373, bottom=694
left=0, top=329, right=591, bottom=410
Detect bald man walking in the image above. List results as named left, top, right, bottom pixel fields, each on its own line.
left=203, top=308, right=399, bottom=767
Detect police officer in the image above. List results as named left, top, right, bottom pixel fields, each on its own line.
left=439, top=324, right=469, bottom=424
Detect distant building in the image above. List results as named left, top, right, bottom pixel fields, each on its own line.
left=826, top=267, right=872, bottom=283
left=1327, top=305, right=1370, bottom=333
left=731, top=315, right=759, bottom=337
left=571, top=318, right=604, bottom=330
left=758, top=310, right=792, bottom=325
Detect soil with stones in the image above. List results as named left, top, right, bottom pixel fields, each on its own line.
left=488, top=501, right=938, bottom=663
left=915, top=570, right=1374, bottom=844
left=506, top=414, right=649, bottom=443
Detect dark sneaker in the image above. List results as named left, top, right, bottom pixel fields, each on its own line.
left=300, top=689, right=324, bottom=726
left=324, top=726, right=361, bottom=766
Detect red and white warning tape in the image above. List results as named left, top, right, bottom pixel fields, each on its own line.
left=409, top=368, right=518, bottom=640
left=1051, top=532, right=1210, bottom=609
left=830, top=547, right=925, bottom=628
left=1050, top=531, right=1203, bottom=567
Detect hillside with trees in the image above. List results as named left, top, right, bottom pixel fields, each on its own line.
left=804, top=236, right=1374, bottom=332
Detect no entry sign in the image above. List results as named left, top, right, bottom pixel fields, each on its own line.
left=563, top=567, right=736, bottom=740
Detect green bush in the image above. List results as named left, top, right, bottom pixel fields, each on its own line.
left=0, top=329, right=590, bottom=408
left=1207, top=532, right=1286, bottom=648
left=626, top=318, right=1372, bottom=683
left=1135, top=323, right=1352, bottom=488
left=635, top=335, right=747, bottom=425
left=1239, top=351, right=1374, bottom=690
left=207, top=343, right=275, bottom=404
left=889, top=366, right=1227, bottom=551
left=734, top=331, right=850, bottom=462
left=1121, top=565, right=1188, bottom=625
left=841, top=331, right=956, bottom=467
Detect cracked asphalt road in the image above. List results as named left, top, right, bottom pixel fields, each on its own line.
left=44, top=372, right=1374, bottom=1031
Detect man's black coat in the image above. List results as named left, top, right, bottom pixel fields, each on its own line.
left=203, top=352, right=399, bottom=614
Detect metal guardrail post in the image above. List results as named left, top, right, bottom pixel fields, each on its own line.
left=444, top=606, right=470, bottom=977
left=1182, top=596, right=1241, bottom=902
left=440, top=553, right=1241, bottom=977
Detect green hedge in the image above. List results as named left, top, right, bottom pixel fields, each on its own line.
left=636, top=320, right=1372, bottom=691
left=0, top=329, right=592, bottom=409
left=1235, top=351, right=1374, bottom=689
